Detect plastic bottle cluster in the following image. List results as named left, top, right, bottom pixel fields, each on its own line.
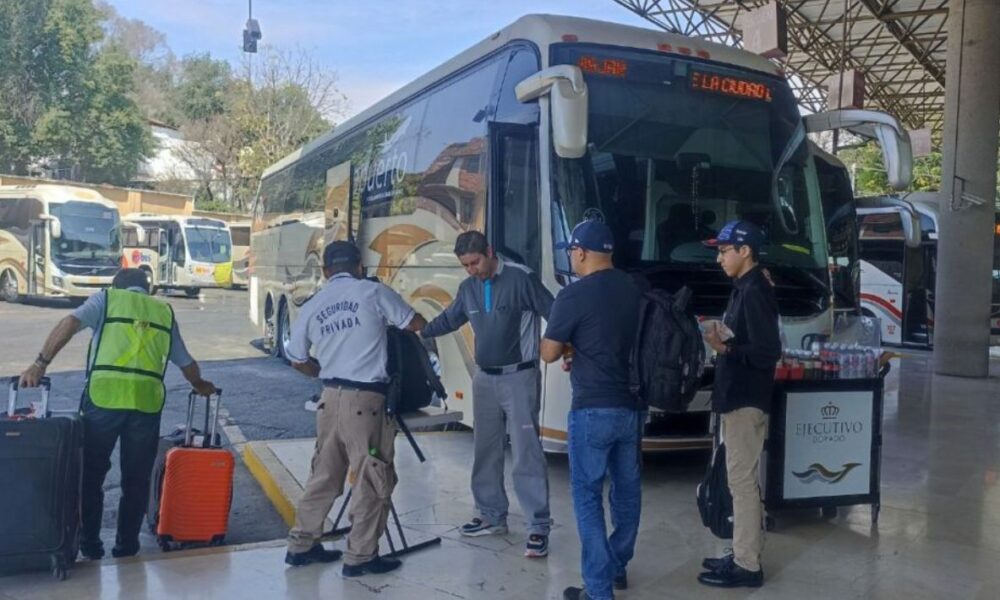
left=775, top=343, right=881, bottom=381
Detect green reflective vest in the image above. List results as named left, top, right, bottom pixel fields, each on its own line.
left=87, top=289, right=174, bottom=413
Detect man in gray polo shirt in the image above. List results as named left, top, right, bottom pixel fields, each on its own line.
left=421, top=231, right=554, bottom=558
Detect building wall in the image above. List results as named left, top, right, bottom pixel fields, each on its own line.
left=0, top=174, right=193, bottom=216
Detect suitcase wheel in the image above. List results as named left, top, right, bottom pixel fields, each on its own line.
left=821, top=506, right=838, bottom=519
left=50, top=554, right=67, bottom=581
left=157, top=536, right=173, bottom=552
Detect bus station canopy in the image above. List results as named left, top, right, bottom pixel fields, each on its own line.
left=612, top=0, right=949, bottom=130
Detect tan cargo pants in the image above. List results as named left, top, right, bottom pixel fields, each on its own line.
left=721, top=407, right=768, bottom=572
left=287, top=387, right=397, bottom=566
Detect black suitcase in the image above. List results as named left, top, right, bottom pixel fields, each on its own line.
left=0, top=377, right=83, bottom=580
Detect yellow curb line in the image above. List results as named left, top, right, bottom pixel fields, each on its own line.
left=243, top=442, right=297, bottom=528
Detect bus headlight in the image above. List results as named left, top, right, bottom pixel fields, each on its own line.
left=53, top=276, right=65, bottom=289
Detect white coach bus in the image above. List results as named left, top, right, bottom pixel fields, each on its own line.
left=122, top=214, right=233, bottom=297
left=249, top=14, right=911, bottom=451
left=0, top=184, right=121, bottom=303
left=857, top=192, right=1000, bottom=347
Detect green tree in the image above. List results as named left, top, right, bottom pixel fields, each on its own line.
left=0, top=0, right=55, bottom=173
left=0, top=0, right=152, bottom=185
left=174, top=54, right=232, bottom=122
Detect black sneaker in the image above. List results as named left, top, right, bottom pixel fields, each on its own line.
left=524, top=534, right=548, bottom=558
left=342, top=556, right=402, bottom=577
left=614, top=572, right=628, bottom=590
left=697, top=559, right=764, bottom=588
left=80, top=543, right=105, bottom=561
left=702, top=551, right=735, bottom=571
left=459, top=517, right=508, bottom=537
left=562, top=586, right=592, bottom=600
left=285, top=543, right=343, bottom=567
left=111, top=542, right=140, bottom=558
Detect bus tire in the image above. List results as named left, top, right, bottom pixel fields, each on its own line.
left=184, top=287, right=200, bottom=298
left=1, top=269, right=21, bottom=303
left=276, top=301, right=292, bottom=363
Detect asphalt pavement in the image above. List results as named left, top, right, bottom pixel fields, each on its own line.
left=0, top=288, right=323, bottom=553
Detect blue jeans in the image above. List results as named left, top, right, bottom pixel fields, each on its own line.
left=568, top=408, right=643, bottom=600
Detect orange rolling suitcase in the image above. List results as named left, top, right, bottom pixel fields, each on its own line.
left=153, top=390, right=234, bottom=551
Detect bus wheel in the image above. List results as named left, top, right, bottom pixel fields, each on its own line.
left=0, top=270, right=21, bottom=303
left=276, top=301, right=292, bottom=363
left=184, top=287, right=200, bottom=298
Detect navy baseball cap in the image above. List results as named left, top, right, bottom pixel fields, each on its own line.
left=703, top=220, right=765, bottom=251
left=555, top=220, right=615, bottom=253
left=323, top=241, right=361, bottom=267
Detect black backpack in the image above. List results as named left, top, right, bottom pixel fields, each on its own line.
left=385, top=329, right=447, bottom=416
left=630, top=286, right=705, bottom=412
left=697, top=441, right=734, bottom=539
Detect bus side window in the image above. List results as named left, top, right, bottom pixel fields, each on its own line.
left=491, top=124, right=540, bottom=273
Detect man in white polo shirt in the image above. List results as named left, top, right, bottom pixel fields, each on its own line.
left=283, top=241, right=426, bottom=577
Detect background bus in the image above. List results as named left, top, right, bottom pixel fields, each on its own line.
left=123, top=214, right=233, bottom=297
left=229, top=221, right=251, bottom=289
left=249, top=14, right=909, bottom=451
left=121, top=221, right=166, bottom=294
left=858, top=192, right=1000, bottom=347
left=0, top=184, right=120, bottom=303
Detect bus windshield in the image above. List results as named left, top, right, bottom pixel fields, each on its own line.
left=550, top=46, right=827, bottom=290
left=49, top=201, right=120, bottom=267
left=185, top=226, right=231, bottom=263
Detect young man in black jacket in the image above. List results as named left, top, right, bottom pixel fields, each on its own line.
left=698, top=220, right=781, bottom=589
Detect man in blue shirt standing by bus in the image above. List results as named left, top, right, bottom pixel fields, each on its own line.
left=541, top=219, right=643, bottom=600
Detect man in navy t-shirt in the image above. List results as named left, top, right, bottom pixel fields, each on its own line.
left=541, top=219, right=643, bottom=600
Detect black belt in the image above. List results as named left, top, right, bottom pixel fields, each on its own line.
left=481, top=361, right=537, bottom=376
left=322, top=378, right=389, bottom=395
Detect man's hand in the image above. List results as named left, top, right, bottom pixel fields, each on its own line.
left=703, top=324, right=727, bottom=354
left=191, top=379, right=217, bottom=397
left=19, top=364, right=46, bottom=388
left=292, top=359, right=321, bottom=378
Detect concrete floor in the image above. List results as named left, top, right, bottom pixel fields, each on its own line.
left=3, top=352, right=1000, bottom=599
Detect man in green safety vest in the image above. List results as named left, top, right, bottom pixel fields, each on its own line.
left=20, top=268, right=216, bottom=560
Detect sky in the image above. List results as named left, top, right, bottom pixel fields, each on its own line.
left=105, top=0, right=652, bottom=120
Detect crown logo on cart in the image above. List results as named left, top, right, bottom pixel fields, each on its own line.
left=821, top=402, right=839, bottom=419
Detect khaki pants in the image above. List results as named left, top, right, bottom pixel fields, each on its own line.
left=287, top=387, right=397, bottom=565
left=721, top=407, right=768, bottom=572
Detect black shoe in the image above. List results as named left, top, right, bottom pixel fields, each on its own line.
left=285, top=544, right=343, bottom=567
left=342, top=556, right=402, bottom=577
left=697, top=559, right=764, bottom=588
left=702, top=552, right=734, bottom=572
left=80, top=542, right=105, bottom=561
left=614, top=572, right=628, bottom=590
left=562, top=586, right=592, bottom=600
left=111, top=542, right=140, bottom=558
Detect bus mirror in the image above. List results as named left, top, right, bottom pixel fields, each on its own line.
left=49, top=217, right=62, bottom=240
left=515, top=65, right=588, bottom=159
left=135, top=227, right=147, bottom=245
left=804, top=109, right=913, bottom=190
left=856, top=196, right=923, bottom=248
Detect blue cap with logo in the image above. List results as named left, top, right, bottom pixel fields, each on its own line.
left=323, top=241, right=362, bottom=266
left=555, top=219, right=615, bottom=253
left=703, top=220, right=765, bottom=251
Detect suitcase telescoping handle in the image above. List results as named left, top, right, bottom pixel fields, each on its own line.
left=184, top=388, right=224, bottom=448
left=8, top=376, right=51, bottom=418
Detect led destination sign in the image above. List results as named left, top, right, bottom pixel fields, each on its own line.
left=577, top=55, right=628, bottom=78
left=691, top=71, right=773, bottom=102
